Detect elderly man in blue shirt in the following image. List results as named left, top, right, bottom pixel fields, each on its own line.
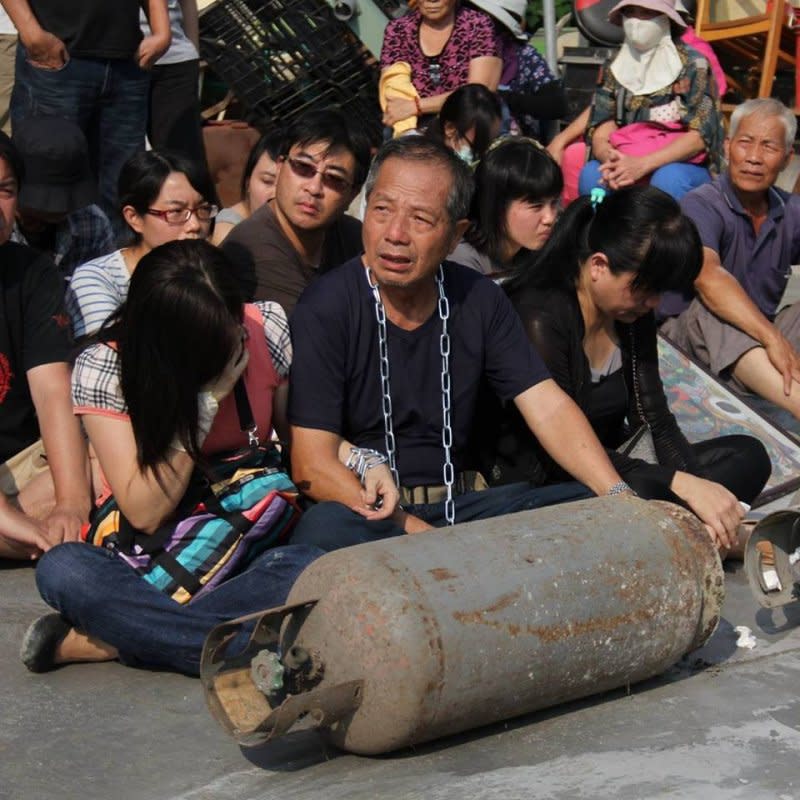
left=659, top=98, right=800, bottom=421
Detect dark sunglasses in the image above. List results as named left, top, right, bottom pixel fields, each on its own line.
left=285, top=157, right=352, bottom=193
left=428, top=60, right=442, bottom=87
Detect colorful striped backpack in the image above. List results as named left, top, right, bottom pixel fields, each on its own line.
left=83, top=383, right=300, bottom=604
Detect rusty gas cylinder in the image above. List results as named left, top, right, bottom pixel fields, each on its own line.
left=201, top=496, right=723, bottom=754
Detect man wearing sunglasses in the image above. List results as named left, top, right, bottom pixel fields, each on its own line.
left=223, top=108, right=372, bottom=314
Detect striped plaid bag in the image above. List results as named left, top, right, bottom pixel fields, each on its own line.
left=83, top=383, right=301, bottom=604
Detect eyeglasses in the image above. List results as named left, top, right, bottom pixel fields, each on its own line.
left=146, top=204, right=219, bottom=225
left=285, top=157, right=352, bottom=194
left=428, top=60, right=442, bottom=87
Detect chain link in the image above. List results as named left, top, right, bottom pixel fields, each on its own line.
left=366, top=265, right=456, bottom=525
left=437, top=275, right=455, bottom=525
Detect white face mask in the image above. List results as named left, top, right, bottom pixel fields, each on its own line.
left=623, top=14, right=670, bottom=52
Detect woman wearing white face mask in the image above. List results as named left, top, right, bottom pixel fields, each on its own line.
left=578, top=0, right=723, bottom=201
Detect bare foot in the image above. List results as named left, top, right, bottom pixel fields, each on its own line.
left=55, top=629, right=118, bottom=664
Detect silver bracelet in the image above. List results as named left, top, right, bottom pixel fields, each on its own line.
left=345, top=447, right=389, bottom=486
left=607, top=480, right=634, bottom=497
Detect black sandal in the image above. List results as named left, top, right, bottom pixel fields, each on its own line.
left=20, top=614, right=72, bottom=673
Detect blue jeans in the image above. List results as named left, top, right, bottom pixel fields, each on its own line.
left=291, top=481, right=592, bottom=551
left=11, top=47, right=149, bottom=227
left=35, top=542, right=323, bottom=675
left=578, top=160, right=711, bottom=201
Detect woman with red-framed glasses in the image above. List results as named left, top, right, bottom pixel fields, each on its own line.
left=66, top=149, right=218, bottom=339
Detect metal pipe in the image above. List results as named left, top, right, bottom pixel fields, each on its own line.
left=542, top=0, right=559, bottom=73
left=201, top=496, right=723, bottom=754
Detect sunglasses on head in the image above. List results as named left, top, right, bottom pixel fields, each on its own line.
left=285, top=156, right=352, bottom=193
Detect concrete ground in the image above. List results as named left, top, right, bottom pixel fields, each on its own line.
left=3, top=544, right=800, bottom=800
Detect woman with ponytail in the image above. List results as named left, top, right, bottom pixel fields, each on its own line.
left=492, top=185, right=770, bottom=550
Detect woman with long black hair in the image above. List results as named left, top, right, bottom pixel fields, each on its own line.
left=493, top=185, right=770, bottom=549
left=21, top=240, right=330, bottom=675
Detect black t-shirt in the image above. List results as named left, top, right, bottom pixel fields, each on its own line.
left=289, top=257, right=550, bottom=486
left=0, top=243, right=72, bottom=463
left=29, top=0, right=143, bottom=59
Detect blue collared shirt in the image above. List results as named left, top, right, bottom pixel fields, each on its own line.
left=661, top=173, right=800, bottom=319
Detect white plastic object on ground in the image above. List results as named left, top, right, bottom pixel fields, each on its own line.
left=734, top=626, right=757, bottom=650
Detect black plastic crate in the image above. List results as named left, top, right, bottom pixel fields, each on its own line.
left=200, top=0, right=382, bottom=143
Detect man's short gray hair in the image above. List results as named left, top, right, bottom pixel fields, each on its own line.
left=729, top=98, right=797, bottom=151
left=364, top=136, right=474, bottom=225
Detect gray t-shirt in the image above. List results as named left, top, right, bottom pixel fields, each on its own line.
left=448, top=240, right=498, bottom=276
left=140, top=0, right=198, bottom=65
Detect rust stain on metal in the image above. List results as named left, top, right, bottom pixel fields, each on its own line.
left=452, top=590, right=521, bottom=625
left=526, top=606, right=658, bottom=642
left=453, top=602, right=658, bottom=641
left=429, top=567, right=458, bottom=581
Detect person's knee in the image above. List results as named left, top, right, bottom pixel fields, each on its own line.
left=578, top=161, right=602, bottom=195
left=291, top=501, right=403, bottom=551
left=35, top=543, right=101, bottom=609
left=649, top=163, right=683, bottom=197
left=742, top=438, right=771, bottom=499
left=291, top=502, right=363, bottom=550
left=650, top=163, right=709, bottom=200
left=261, top=543, right=325, bottom=574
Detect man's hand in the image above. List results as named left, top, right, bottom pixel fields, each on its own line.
left=763, top=328, right=800, bottom=396
left=382, top=96, right=418, bottom=128
left=351, top=461, right=401, bottom=520
left=670, top=471, right=743, bottom=550
left=43, top=503, right=86, bottom=545
left=136, top=33, right=170, bottom=69
left=599, top=150, right=650, bottom=189
left=23, top=28, right=67, bottom=69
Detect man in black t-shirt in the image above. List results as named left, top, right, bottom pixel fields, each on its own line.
left=0, top=132, right=91, bottom=559
left=288, top=137, right=628, bottom=550
left=2, top=0, right=170, bottom=223
left=223, top=109, right=371, bottom=314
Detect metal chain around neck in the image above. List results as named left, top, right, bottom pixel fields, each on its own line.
left=366, top=265, right=456, bottom=525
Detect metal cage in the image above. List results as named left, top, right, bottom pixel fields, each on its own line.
left=200, top=0, right=382, bottom=142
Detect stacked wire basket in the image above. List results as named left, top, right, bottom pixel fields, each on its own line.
left=200, top=0, right=383, bottom=142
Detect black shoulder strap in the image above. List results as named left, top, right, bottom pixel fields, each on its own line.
left=233, top=378, right=259, bottom=448
left=615, top=86, right=628, bottom=128
left=233, top=378, right=253, bottom=429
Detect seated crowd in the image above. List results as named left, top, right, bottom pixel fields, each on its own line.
left=1, top=0, right=797, bottom=678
